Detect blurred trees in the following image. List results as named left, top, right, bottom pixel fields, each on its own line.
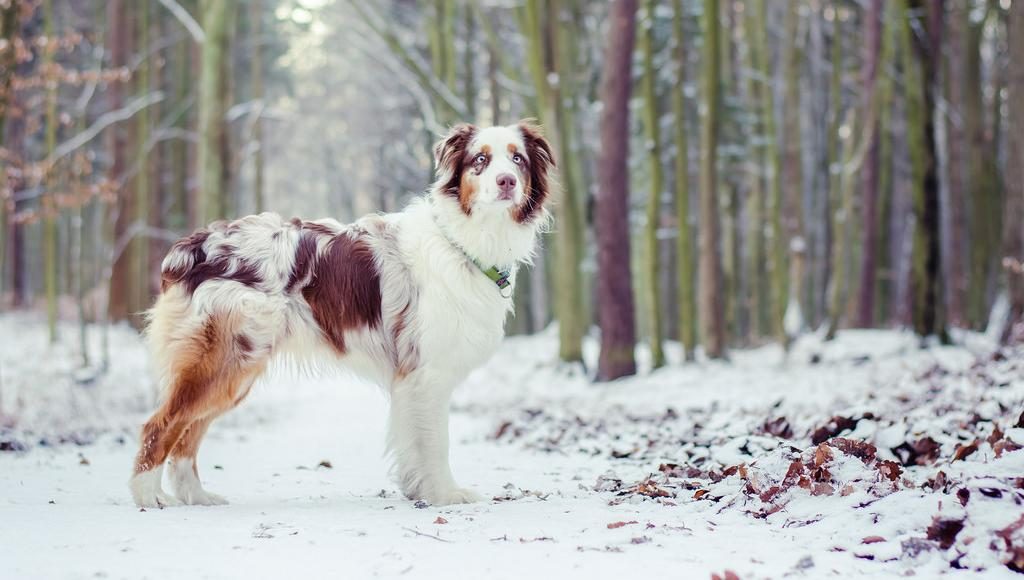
left=0, top=0, right=1021, bottom=379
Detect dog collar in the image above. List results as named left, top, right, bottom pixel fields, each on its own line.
left=434, top=219, right=513, bottom=297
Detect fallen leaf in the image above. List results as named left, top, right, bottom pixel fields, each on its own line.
left=762, top=417, right=794, bottom=439
left=813, top=444, right=834, bottom=468
left=607, top=521, right=638, bottom=529
left=952, top=441, right=979, bottom=462
left=811, top=482, right=835, bottom=496
left=876, top=460, right=902, bottom=482
left=810, top=416, right=859, bottom=445
left=988, top=424, right=1005, bottom=446
left=862, top=536, right=886, bottom=544
left=434, top=516, right=448, bottom=524
left=317, top=460, right=333, bottom=469
left=926, top=517, right=965, bottom=550
left=830, top=438, right=877, bottom=463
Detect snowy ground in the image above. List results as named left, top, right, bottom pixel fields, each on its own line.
left=1, top=314, right=1023, bottom=579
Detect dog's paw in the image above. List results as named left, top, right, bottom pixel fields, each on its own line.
left=175, top=487, right=229, bottom=506
left=422, top=487, right=483, bottom=506
left=130, top=470, right=182, bottom=509
left=132, top=487, right=183, bottom=509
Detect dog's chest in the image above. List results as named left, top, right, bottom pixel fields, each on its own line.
left=414, top=271, right=509, bottom=369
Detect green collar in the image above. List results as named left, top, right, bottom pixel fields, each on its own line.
left=435, top=221, right=512, bottom=296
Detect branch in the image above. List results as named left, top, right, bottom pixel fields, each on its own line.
left=48, top=91, right=165, bottom=166
left=157, top=0, right=205, bottom=43
left=346, top=32, right=445, bottom=136
left=401, top=527, right=452, bottom=543
left=344, top=0, right=468, bottom=121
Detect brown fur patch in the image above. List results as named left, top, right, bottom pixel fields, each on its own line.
left=161, top=227, right=263, bottom=295
left=161, top=229, right=211, bottom=292
left=301, top=220, right=338, bottom=237
left=181, top=254, right=262, bottom=295
left=459, top=171, right=477, bottom=215
left=301, top=233, right=382, bottom=354
left=514, top=121, right=555, bottom=224
left=287, top=233, right=319, bottom=293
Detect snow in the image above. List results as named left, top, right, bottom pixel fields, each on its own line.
left=1, top=314, right=1023, bottom=579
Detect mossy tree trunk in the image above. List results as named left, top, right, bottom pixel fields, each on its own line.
left=904, top=0, right=946, bottom=340
left=699, top=0, right=727, bottom=359
left=672, top=0, right=696, bottom=360
left=639, top=0, right=665, bottom=368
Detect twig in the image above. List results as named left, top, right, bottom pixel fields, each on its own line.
left=47, top=92, right=165, bottom=166
left=401, top=527, right=452, bottom=543
left=157, top=0, right=205, bottom=43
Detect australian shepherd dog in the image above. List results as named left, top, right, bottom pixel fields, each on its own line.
left=129, top=122, right=554, bottom=507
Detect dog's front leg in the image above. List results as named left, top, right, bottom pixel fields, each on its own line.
left=387, top=375, right=482, bottom=505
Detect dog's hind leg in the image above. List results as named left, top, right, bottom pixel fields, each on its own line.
left=130, top=294, right=270, bottom=508
left=166, top=371, right=260, bottom=506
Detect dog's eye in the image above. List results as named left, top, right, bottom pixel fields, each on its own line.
left=474, top=154, right=487, bottom=165
left=512, top=154, right=523, bottom=164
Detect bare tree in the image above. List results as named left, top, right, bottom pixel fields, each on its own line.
left=1003, top=0, right=1024, bottom=343
left=904, top=0, right=946, bottom=340
left=857, top=0, right=882, bottom=328
left=595, top=0, right=638, bottom=380
left=700, top=0, right=727, bottom=359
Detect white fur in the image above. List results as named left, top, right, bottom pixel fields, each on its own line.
left=129, top=465, right=181, bottom=508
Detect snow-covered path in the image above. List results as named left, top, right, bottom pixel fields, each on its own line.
left=1, top=318, right=1022, bottom=579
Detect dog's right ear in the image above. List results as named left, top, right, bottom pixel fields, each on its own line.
left=433, top=124, right=477, bottom=195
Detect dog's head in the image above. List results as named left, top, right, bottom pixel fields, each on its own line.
left=433, top=121, right=555, bottom=224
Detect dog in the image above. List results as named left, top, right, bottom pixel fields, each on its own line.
left=129, top=122, right=554, bottom=508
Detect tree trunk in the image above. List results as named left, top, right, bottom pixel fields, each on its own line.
left=823, top=0, right=842, bottom=335
left=673, top=0, right=696, bottom=360
left=43, top=0, right=58, bottom=341
left=250, top=0, right=265, bottom=213
left=197, top=0, right=232, bottom=223
left=826, top=109, right=857, bottom=341
left=107, top=0, right=132, bottom=321
left=904, top=0, right=946, bottom=340
left=743, top=0, right=767, bottom=339
left=700, top=0, right=727, bottom=359
left=1004, top=0, right=1024, bottom=343
left=525, top=0, right=586, bottom=363
left=596, top=0, right=638, bottom=380
left=752, top=0, right=785, bottom=342
left=856, top=0, right=882, bottom=328
left=964, top=2, right=1000, bottom=329
left=781, top=0, right=805, bottom=347
left=0, top=0, right=16, bottom=304
left=462, top=3, right=475, bottom=121
left=944, top=0, right=968, bottom=328
left=130, top=0, right=151, bottom=326
left=875, top=0, right=899, bottom=326
left=639, top=0, right=665, bottom=368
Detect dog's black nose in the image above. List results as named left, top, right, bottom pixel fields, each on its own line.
left=496, top=173, right=517, bottom=193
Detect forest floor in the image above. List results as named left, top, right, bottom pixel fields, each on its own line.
left=1, top=313, right=1023, bottom=579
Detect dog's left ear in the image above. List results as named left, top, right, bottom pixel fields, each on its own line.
left=433, top=124, right=477, bottom=197
left=515, top=120, right=556, bottom=224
